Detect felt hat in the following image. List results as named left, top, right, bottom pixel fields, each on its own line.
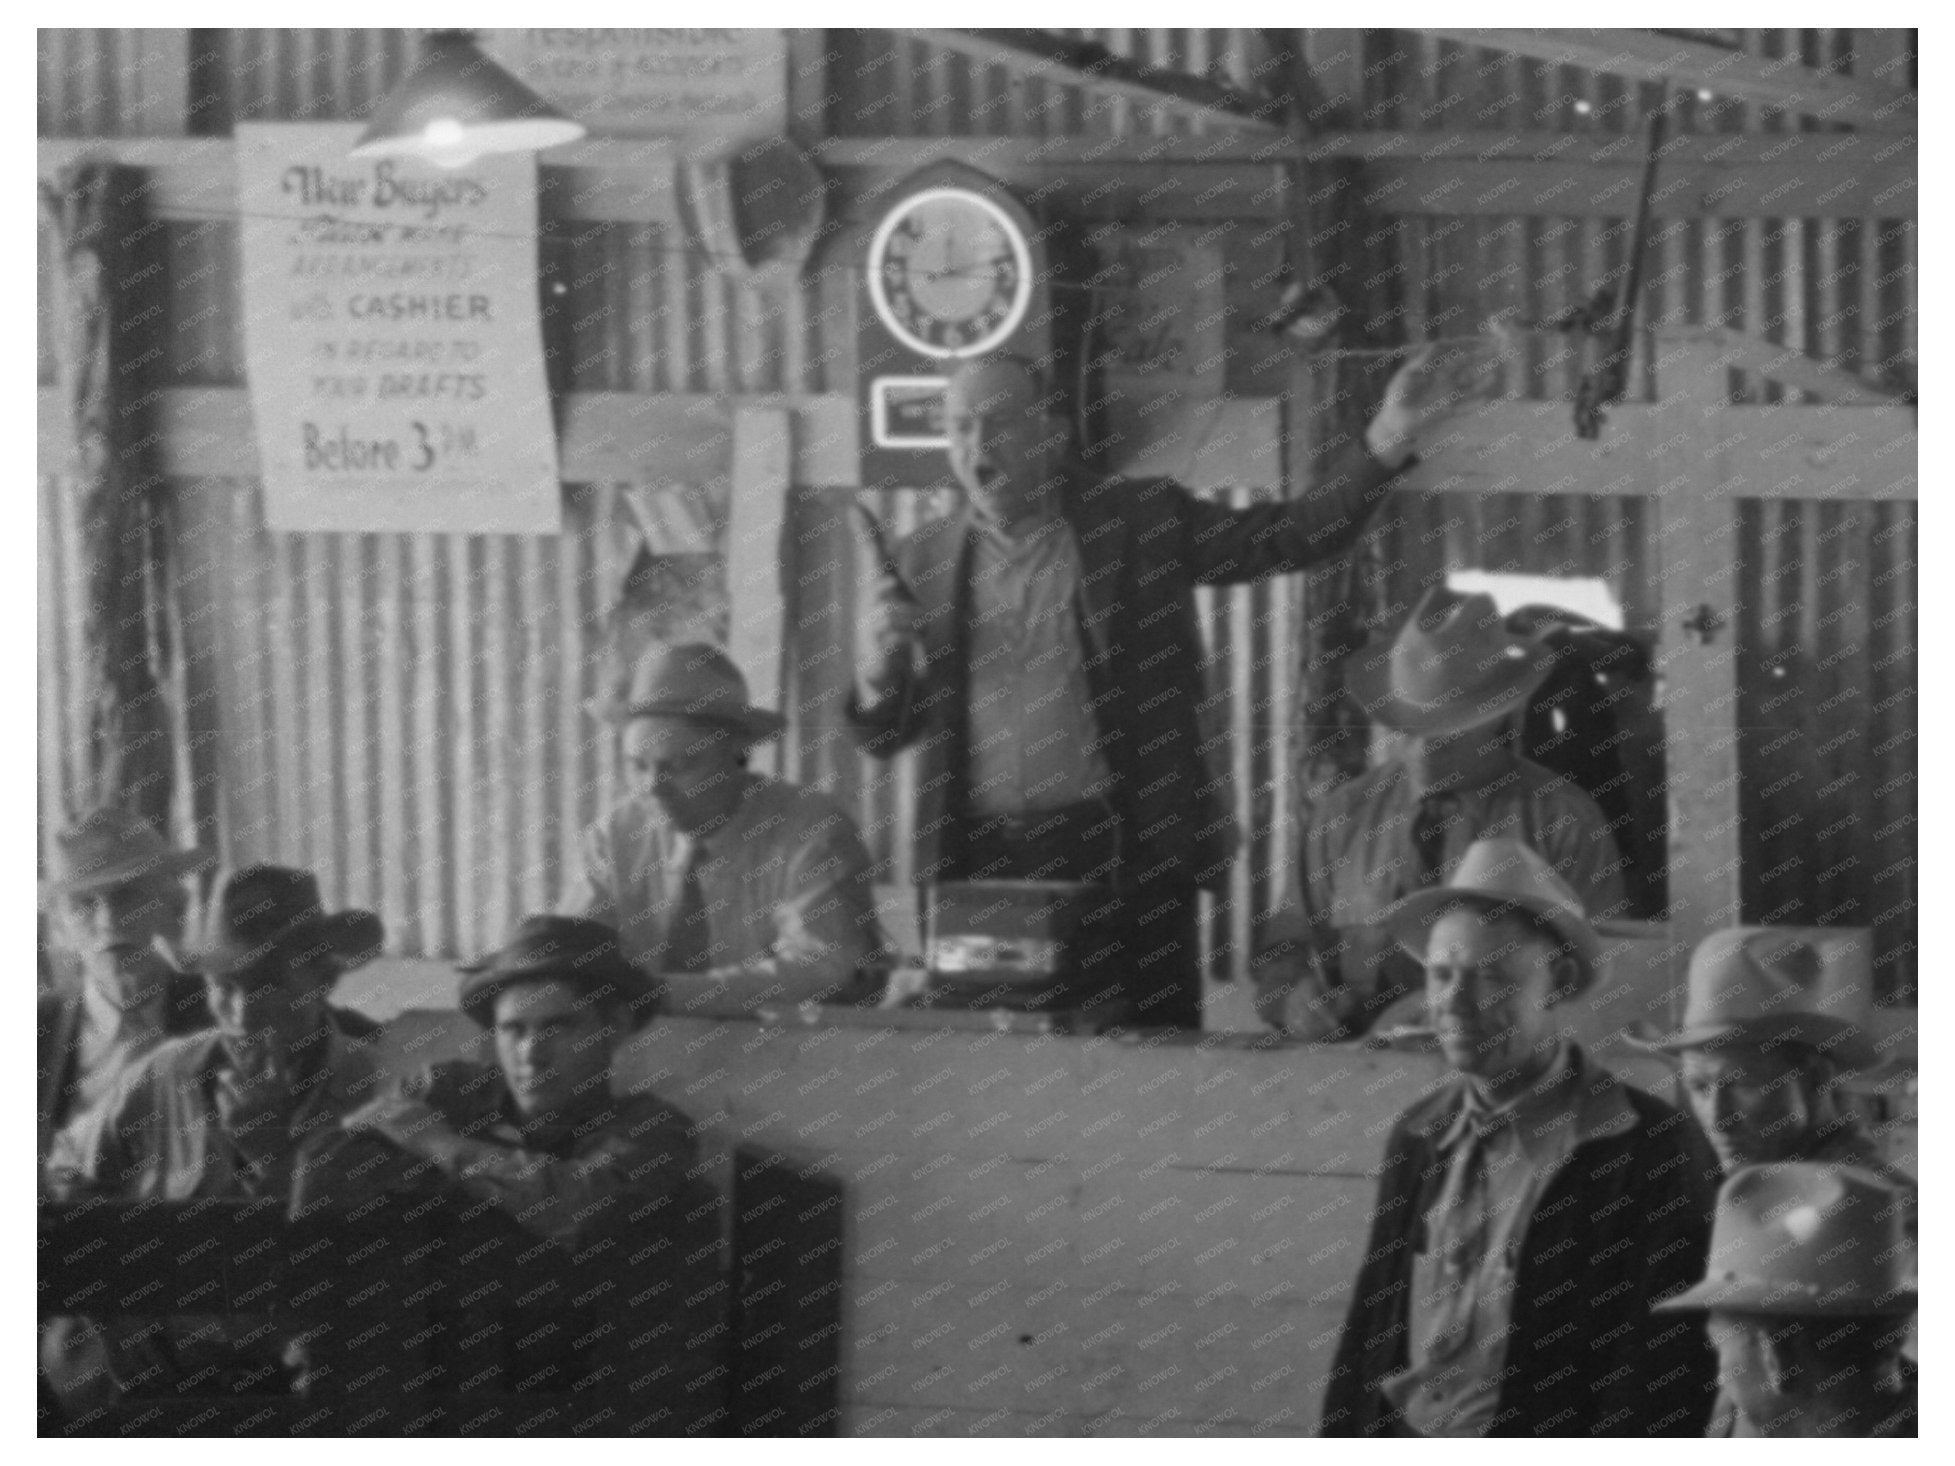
left=1656, top=1162, right=1916, bottom=1317
left=186, top=865, right=383, bottom=980
left=45, top=806, right=214, bottom=902
left=1375, top=837, right=1606, bottom=998
left=458, top=914, right=659, bottom=1029
left=1348, top=586, right=1554, bottom=737
left=592, top=642, right=785, bottom=739
left=1628, top=926, right=1877, bottom=1073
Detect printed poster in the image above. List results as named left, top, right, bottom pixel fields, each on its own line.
left=237, top=121, right=560, bottom=534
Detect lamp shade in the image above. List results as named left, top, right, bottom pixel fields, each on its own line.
left=352, top=30, right=584, bottom=168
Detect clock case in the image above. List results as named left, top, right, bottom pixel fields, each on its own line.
left=856, top=161, right=1093, bottom=493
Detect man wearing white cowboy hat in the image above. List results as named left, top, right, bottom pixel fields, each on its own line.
left=1255, top=585, right=1627, bottom=1041
left=38, top=807, right=216, bottom=1162
left=1631, top=926, right=1916, bottom=1388
left=43, top=865, right=408, bottom=1424
left=570, top=642, right=879, bottom=1016
left=1654, top=1162, right=1916, bottom=1436
left=1320, top=838, right=1716, bottom=1438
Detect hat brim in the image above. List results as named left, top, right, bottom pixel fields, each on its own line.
left=191, top=909, right=384, bottom=979
left=1379, top=887, right=1609, bottom=999
left=1623, top=1013, right=1879, bottom=1073
left=587, top=699, right=786, bottom=740
left=1347, top=644, right=1551, bottom=738
left=458, top=956, right=661, bottom=1030
left=1654, top=1276, right=1916, bottom=1317
left=45, top=847, right=215, bottom=903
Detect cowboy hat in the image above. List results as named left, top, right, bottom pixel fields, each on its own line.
left=1627, top=926, right=1877, bottom=1073
left=44, top=806, right=214, bottom=902
left=1348, top=586, right=1554, bottom=737
left=186, top=866, right=383, bottom=980
left=591, top=642, right=786, bottom=739
left=1375, top=837, right=1609, bottom=998
left=1655, top=1162, right=1915, bottom=1317
left=458, top=914, right=660, bottom=1029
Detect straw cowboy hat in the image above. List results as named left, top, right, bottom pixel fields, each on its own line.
left=1655, top=1162, right=1915, bottom=1317
left=186, top=866, right=384, bottom=980
left=1348, top=585, right=1554, bottom=738
left=592, top=642, right=786, bottom=740
left=1628, top=926, right=1877, bottom=1073
left=1375, top=837, right=1614, bottom=999
left=44, top=806, right=214, bottom=902
left=458, top=914, right=659, bottom=1029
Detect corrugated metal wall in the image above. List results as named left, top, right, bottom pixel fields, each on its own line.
left=38, top=28, right=1915, bottom=994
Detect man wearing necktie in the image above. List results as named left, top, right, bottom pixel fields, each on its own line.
left=570, top=643, right=880, bottom=1016
left=851, top=345, right=1502, bottom=1028
left=1318, top=840, right=1717, bottom=1438
left=1254, top=586, right=1628, bottom=1041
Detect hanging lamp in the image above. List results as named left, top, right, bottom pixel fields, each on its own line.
left=351, top=30, right=584, bottom=168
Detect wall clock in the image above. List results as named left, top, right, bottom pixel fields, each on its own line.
left=866, top=185, right=1034, bottom=358
left=855, top=162, right=1051, bottom=489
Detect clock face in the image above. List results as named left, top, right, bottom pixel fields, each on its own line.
left=866, top=186, right=1034, bottom=358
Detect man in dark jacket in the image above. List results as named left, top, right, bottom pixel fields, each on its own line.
left=1319, top=839, right=1717, bottom=1437
left=851, top=344, right=1496, bottom=1026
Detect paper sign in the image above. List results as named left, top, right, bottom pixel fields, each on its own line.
left=482, top=29, right=787, bottom=157
left=237, top=122, right=560, bottom=534
left=1093, top=224, right=1228, bottom=479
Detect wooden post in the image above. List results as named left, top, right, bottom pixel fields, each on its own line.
left=729, top=406, right=793, bottom=778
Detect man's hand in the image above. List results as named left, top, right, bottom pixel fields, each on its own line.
left=856, top=571, right=922, bottom=698
left=1364, top=319, right=1518, bottom=469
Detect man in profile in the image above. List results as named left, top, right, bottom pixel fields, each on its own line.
left=1319, top=839, right=1715, bottom=1437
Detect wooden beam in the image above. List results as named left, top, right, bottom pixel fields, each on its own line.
left=38, top=386, right=860, bottom=490
left=727, top=405, right=792, bottom=774
left=1397, top=400, right=1915, bottom=501
left=1658, top=326, right=1905, bottom=403
left=901, top=28, right=1286, bottom=136
left=1424, top=29, right=1915, bottom=129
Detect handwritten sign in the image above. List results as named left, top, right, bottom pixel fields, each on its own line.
left=237, top=122, right=560, bottom=534
left=481, top=29, right=787, bottom=157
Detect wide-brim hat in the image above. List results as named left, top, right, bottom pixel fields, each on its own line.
left=1655, top=1162, right=1916, bottom=1317
left=1376, top=837, right=1620, bottom=999
left=458, top=914, right=660, bottom=1029
left=1626, top=926, right=1878, bottom=1073
left=590, top=641, right=785, bottom=739
left=186, top=865, right=384, bottom=980
left=1348, top=586, right=1554, bottom=737
left=44, top=806, right=214, bottom=902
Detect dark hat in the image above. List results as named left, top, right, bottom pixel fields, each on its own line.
left=187, top=866, right=384, bottom=981
left=458, top=915, right=659, bottom=1029
left=45, top=806, right=214, bottom=902
left=1656, top=1163, right=1916, bottom=1318
left=1348, top=586, right=1554, bottom=737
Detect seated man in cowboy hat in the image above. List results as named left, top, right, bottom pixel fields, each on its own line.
left=1654, top=1163, right=1916, bottom=1436
left=1319, top=838, right=1716, bottom=1438
left=38, top=807, right=216, bottom=1163
left=571, top=642, right=880, bottom=1016
left=43, top=865, right=401, bottom=1423
left=1255, top=587, right=1628, bottom=1041
left=345, top=914, right=726, bottom=1430
left=1632, top=927, right=1916, bottom=1376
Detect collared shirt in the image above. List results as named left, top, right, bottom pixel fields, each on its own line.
left=1380, top=1044, right=1637, bottom=1436
left=962, top=512, right=1115, bottom=816
left=571, top=773, right=879, bottom=1006
left=1297, top=757, right=1628, bottom=1005
left=401, top=1059, right=706, bottom=1248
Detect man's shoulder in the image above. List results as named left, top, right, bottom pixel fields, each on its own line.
left=739, top=776, right=866, bottom=843
left=1062, top=468, right=1186, bottom=528
left=1511, top=758, right=1610, bottom=816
